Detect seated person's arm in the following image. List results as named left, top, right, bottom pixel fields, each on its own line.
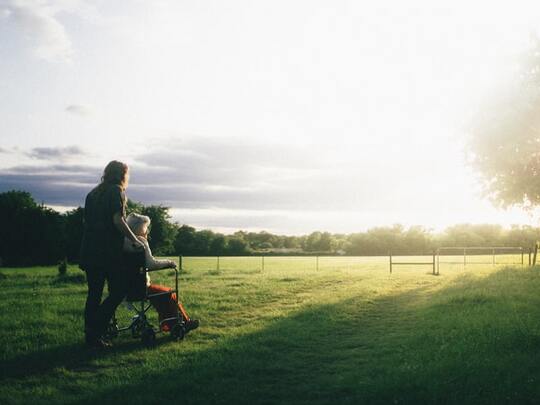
left=138, top=237, right=176, bottom=270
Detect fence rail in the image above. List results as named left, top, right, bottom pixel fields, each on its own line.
left=435, top=246, right=530, bottom=274
left=174, top=247, right=533, bottom=276
left=389, top=252, right=437, bottom=275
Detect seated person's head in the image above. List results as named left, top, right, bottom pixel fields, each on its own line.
left=126, top=213, right=151, bottom=237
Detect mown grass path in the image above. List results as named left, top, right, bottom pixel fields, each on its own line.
left=1, top=258, right=540, bottom=404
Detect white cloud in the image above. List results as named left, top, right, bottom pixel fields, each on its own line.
left=65, top=104, right=92, bottom=116
left=1, top=0, right=96, bottom=62
left=26, top=145, right=86, bottom=161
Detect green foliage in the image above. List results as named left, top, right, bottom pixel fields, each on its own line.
left=174, top=226, right=251, bottom=256
left=3, top=262, right=540, bottom=403
left=127, top=200, right=178, bottom=256
left=470, top=38, right=540, bottom=207
left=226, top=236, right=249, bottom=255
left=63, top=207, right=84, bottom=262
left=304, top=231, right=337, bottom=252
left=126, top=199, right=144, bottom=215
left=57, top=257, right=68, bottom=276
left=0, top=191, right=65, bottom=266
left=2, top=189, right=540, bottom=267
left=141, top=205, right=177, bottom=256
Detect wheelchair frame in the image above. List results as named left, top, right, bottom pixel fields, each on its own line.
left=107, top=252, right=185, bottom=346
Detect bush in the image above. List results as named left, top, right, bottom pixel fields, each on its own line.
left=58, top=258, right=68, bottom=276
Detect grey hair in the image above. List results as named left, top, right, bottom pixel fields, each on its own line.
left=126, top=213, right=151, bottom=235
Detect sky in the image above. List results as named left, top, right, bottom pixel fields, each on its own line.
left=1, top=0, right=540, bottom=234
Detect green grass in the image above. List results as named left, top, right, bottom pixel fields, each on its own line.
left=1, top=256, right=540, bottom=404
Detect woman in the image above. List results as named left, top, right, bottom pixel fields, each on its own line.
left=80, top=161, right=145, bottom=349
left=124, top=213, right=199, bottom=333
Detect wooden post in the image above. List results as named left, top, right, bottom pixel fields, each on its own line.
left=521, top=248, right=524, bottom=266
left=533, top=242, right=539, bottom=266
left=529, top=248, right=532, bottom=266
left=179, top=256, right=183, bottom=271
left=432, top=251, right=436, bottom=275
left=389, top=252, right=392, bottom=274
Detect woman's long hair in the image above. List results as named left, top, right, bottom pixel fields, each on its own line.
left=95, top=160, right=129, bottom=193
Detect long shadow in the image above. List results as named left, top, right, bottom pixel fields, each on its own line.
left=75, top=267, right=540, bottom=405
left=6, top=267, right=540, bottom=404
left=0, top=333, right=155, bottom=380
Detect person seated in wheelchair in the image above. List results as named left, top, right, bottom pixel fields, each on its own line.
left=123, top=213, right=199, bottom=333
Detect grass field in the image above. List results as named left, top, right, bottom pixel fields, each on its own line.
left=2, top=255, right=540, bottom=404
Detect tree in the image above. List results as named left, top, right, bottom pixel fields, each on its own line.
left=0, top=191, right=65, bottom=266
left=210, top=234, right=226, bottom=255
left=174, top=225, right=197, bottom=255
left=127, top=200, right=178, bottom=256
left=304, top=231, right=322, bottom=252
left=317, top=232, right=336, bottom=252
left=469, top=38, right=540, bottom=208
left=126, top=199, right=144, bottom=215
left=140, top=205, right=177, bottom=255
left=182, top=229, right=214, bottom=255
left=64, top=207, right=84, bottom=262
left=226, top=237, right=249, bottom=255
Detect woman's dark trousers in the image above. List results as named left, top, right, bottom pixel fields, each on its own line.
left=84, top=266, right=127, bottom=341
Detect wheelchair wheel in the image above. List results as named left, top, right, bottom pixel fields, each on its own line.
left=141, top=328, right=156, bottom=347
left=131, top=317, right=144, bottom=338
left=171, top=323, right=185, bottom=341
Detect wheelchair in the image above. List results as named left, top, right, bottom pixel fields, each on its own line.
left=106, top=251, right=186, bottom=347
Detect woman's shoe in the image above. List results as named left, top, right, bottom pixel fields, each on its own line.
left=85, top=337, right=113, bottom=349
left=184, top=319, right=199, bottom=333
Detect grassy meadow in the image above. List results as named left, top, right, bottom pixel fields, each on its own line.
left=1, top=255, right=540, bottom=404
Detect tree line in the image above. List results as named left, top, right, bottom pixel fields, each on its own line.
left=1, top=190, right=540, bottom=267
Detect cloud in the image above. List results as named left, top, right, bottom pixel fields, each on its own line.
left=65, top=104, right=92, bottom=116
left=125, top=136, right=397, bottom=212
left=1, top=0, right=97, bottom=62
left=0, top=137, right=417, bottom=233
left=0, top=164, right=99, bottom=205
left=26, top=146, right=86, bottom=161
left=2, top=0, right=72, bottom=62
left=0, top=138, right=391, bottom=213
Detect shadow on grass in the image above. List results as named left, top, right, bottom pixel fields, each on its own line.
left=78, top=267, right=540, bottom=405
left=0, top=334, right=155, bottom=380
left=6, top=267, right=540, bottom=404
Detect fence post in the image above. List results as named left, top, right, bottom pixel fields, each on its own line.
left=529, top=248, right=532, bottom=266
left=389, top=252, right=392, bottom=274
left=432, top=250, right=436, bottom=275
left=533, top=242, right=539, bottom=266
left=521, top=247, right=524, bottom=266
left=179, top=256, right=183, bottom=271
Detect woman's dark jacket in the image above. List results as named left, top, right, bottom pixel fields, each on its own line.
left=79, top=183, right=126, bottom=271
